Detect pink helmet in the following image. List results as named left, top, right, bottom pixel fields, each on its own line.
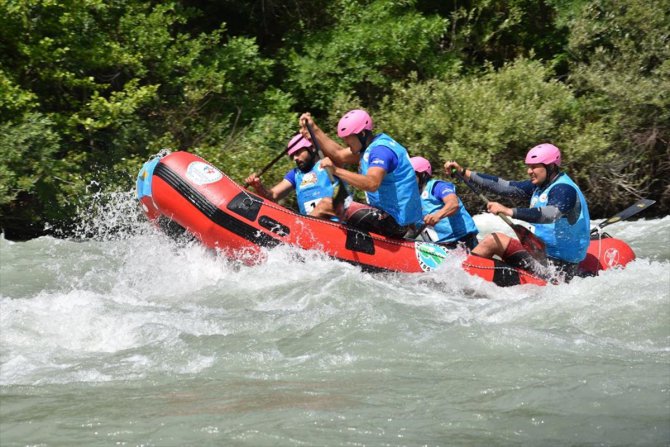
left=410, top=156, right=432, bottom=176
left=525, top=143, right=561, bottom=166
left=337, top=109, right=374, bottom=138
left=287, top=134, right=312, bottom=156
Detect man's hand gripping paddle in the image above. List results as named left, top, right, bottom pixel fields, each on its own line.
left=452, top=169, right=546, bottom=262
left=303, top=120, right=349, bottom=211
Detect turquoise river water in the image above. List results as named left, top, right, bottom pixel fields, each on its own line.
left=1, top=193, right=669, bottom=446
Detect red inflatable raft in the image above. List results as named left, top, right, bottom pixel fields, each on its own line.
left=137, top=151, right=636, bottom=287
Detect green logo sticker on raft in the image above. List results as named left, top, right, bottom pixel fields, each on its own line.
left=415, top=242, right=449, bottom=271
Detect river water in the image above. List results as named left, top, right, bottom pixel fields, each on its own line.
left=1, top=193, right=669, bottom=446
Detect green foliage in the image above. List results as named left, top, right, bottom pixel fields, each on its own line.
left=284, top=0, right=451, bottom=111
left=424, top=0, right=570, bottom=70
left=0, top=113, right=66, bottom=232
left=0, top=0, right=667, bottom=239
left=379, top=60, right=577, bottom=170
left=0, top=0, right=279, bottom=237
left=377, top=59, right=613, bottom=208
left=194, top=89, right=299, bottom=187
left=0, top=70, right=37, bottom=119
left=566, top=0, right=670, bottom=213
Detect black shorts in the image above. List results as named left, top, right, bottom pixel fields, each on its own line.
left=434, top=232, right=479, bottom=252
left=343, top=202, right=412, bottom=239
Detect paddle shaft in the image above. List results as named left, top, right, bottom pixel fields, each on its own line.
left=455, top=171, right=655, bottom=233
left=244, top=134, right=307, bottom=186
left=452, top=169, right=546, bottom=260
left=453, top=170, right=517, bottom=228
left=304, top=122, right=335, bottom=183
left=303, top=120, right=350, bottom=210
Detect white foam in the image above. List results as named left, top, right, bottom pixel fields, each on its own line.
left=2, top=190, right=668, bottom=386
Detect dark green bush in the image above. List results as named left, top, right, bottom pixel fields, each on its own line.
left=566, top=0, right=670, bottom=214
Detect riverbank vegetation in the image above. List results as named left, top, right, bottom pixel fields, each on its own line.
left=1, top=0, right=667, bottom=239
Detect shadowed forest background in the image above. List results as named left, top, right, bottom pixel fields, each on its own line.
left=1, top=0, right=668, bottom=240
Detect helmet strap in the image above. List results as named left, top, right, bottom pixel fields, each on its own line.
left=357, top=130, right=371, bottom=151
left=418, top=172, right=430, bottom=188
left=540, top=164, right=560, bottom=188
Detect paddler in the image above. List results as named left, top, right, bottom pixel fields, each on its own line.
left=444, top=143, right=590, bottom=281
left=410, top=156, right=479, bottom=250
left=299, top=109, right=423, bottom=239
left=245, top=133, right=350, bottom=220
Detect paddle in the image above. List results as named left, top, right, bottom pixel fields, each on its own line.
left=243, top=134, right=307, bottom=186
left=303, top=121, right=335, bottom=183
left=303, top=121, right=349, bottom=208
left=452, top=169, right=547, bottom=261
left=590, top=198, right=656, bottom=234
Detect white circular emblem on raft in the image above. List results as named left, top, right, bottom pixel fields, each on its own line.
left=415, top=242, right=449, bottom=272
left=186, top=161, right=223, bottom=185
left=604, top=247, right=620, bottom=268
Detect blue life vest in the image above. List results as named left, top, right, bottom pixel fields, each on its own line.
left=136, top=157, right=160, bottom=200
left=359, top=133, right=422, bottom=226
left=294, top=160, right=349, bottom=216
left=420, top=179, right=478, bottom=243
left=530, top=173, right=590, bottom=263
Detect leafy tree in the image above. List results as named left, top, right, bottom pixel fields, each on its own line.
left=417, top=0, right=570, bottom=70
left=0, top=113, right=65, bottom=236
left=1, top=0, right=667, bottom=239
left=283, top=0, right=451, bottom=112
left=0, top=0, right=278, bottom=238
left=179, top=0, right=334, bottom=55
left=376, top=59, right=611, bottom=209
left=566, top=0, right=670, bottom=214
